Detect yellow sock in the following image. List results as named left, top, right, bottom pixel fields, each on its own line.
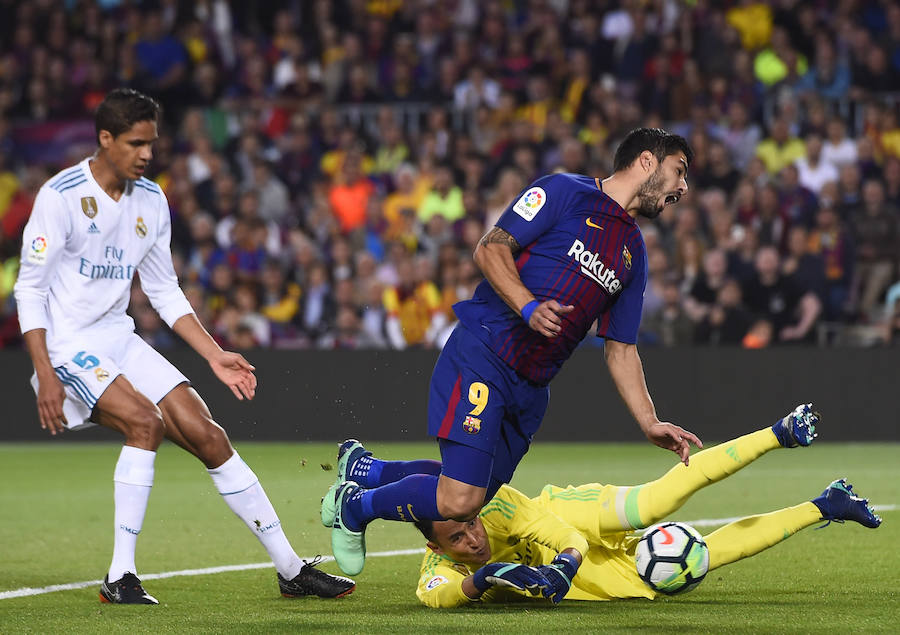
left=538, top=428, right=782, bottom=539
left=705, top=502, right=822, bottom=570
left=631, top=428, right=781, bottom=529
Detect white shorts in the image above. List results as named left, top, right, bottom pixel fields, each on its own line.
left=31, top=332, right=189, bottom=430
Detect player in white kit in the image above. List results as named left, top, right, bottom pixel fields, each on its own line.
left=13, top=88, right=354, bottom=604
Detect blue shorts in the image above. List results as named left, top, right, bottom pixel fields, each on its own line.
left=427, top=323, right=550, bottom=488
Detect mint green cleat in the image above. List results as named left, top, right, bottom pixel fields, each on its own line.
left=331, top=439, right=371, bottom=490
left=321, top=479, right=341, bottom=527
left=329, top=480, right=367, bottom=575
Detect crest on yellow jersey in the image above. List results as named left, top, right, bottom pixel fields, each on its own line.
left=81, top=197, right=98, bottom=218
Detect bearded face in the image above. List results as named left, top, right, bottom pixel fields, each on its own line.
left=633, top=153, right=686, bottom=219
left=635, top=166, right=667, bottom=219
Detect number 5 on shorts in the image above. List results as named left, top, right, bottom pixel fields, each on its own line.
left=73, top=351, right=100, bottom=370
left=468, top=382, right=489, bottom=416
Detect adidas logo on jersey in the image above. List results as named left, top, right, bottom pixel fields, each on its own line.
left=567, top=239, right=622, bottom=294
left=87, top=222, right=100, bottom=234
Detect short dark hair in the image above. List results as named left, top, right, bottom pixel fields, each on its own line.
left=613, top=127, right=693, bottom=172
left=94, top=88, right=160, bottom=143
left=414, top=518, right=436, bottom=541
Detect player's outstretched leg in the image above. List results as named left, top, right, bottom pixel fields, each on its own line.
left=630, top=403, right=819, bottom=529
left=333, top=439, right=442, bottom=489
left=541, top=404, right=819, bottom=540
left=705, top=479, right=880, bottom=571
left=99, top=572, right=159, bottom=605
left=811, top=479, right=882, bottom=528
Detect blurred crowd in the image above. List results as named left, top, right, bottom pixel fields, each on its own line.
left=1, top=0, right=900, bottom=351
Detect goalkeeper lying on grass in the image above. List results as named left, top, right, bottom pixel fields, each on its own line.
left=407, top=404, right=882, bottom=607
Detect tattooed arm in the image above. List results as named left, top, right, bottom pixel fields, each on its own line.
left=473, top=228, right=573, bottom=337
left=473, top=227, right=532, bottom=314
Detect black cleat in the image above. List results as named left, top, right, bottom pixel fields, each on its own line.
left=99, top=572, right=159, bottom=604
left=278, top=557, right=356, bottom=598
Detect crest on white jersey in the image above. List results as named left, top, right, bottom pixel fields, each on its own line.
left=81, top=197, right=98, bottom=219
left=135, top=216, right=148, bottom=238
left=512, top=187, right=546, bottom=221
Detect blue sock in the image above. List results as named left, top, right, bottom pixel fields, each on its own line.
left=344, top=474, right=443, bottom=530
left=771, top=416, right=792, bottom=448
left=350, top=456, right=442, bottom=488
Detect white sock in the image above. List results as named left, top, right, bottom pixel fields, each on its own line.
left=208, top=452, right=303, bottom=579
left=108, top=445, right=156, bottom=582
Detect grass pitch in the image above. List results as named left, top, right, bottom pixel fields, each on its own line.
left=0, top=439, right=896, bottom=633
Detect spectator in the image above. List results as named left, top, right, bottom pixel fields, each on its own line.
left=779, top=164, right=819, bottom=229
left=694, top=278, right=753, bottom=345
left=684, top=249, right=731, bottom=324
left=756, top=115, right=807, bottom=175
left=742, top=245, right=822, bottom=343
left=328, top=151, right=375, bottom=234
left=782, top=225, right=827, bottom=306
left=640, top=277, right=694, bottom=347
left=796, top=35, right=851, bottom=100
left=821, top=117, right=858, bottom=169
left=795, top=133, right=839, bottom=195
left=300, top=260, right=336, bottom=342
left=849, top=179, right=900, bottom=320
left=418, top=163, right=464, bottom=224
left=382, top=254, right=444, bottom=349
left=252, top=161, right=291, bottom=226
left=807, top=204, right=854, bottom=321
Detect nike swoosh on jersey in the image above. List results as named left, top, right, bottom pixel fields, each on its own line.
left=585, top=218, right=603, bottom=229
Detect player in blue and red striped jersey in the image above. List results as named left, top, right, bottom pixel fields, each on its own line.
left=321, top=128, right=704, bottom=577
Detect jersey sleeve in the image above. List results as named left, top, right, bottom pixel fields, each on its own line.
left=482, top=485, right=589, bottom=561
left=598, top=236, right=648, bottom=344
left=13, top=187, right=72, bottom=334
left=416, top=552, right=472, bottom=608
left=137, top=191, right=194, bottom=327
left=495, top=174, right=568, bottom=248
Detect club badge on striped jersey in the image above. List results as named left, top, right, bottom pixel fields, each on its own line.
left=623, top=244, right=632, bottom=270
left=94, top=368, right=110, bottom=382
left=81, top=196, right=98, bottom=218
left=462, top=415, right=481, bottom=434
left=135, top=216, right=148, bottom=238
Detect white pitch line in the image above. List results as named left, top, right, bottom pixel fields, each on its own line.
left=3, top=506, right=896, bottom=601
left=0, top=549, right=424, bottom=601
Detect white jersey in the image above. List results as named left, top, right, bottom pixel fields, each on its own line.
left=14, top=157, right=193, bottom=365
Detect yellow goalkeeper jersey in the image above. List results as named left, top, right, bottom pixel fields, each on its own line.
left=416, top=484, right=655, bottom=607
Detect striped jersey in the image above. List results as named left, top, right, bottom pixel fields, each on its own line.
left=14, top=158, right=192, bottom=365
left=454, top=173, right=648, bottom=384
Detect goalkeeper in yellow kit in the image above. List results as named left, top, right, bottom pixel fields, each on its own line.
left=407, top=404, right=882, bottom=607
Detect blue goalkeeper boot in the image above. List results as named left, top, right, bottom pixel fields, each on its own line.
left=321, top=480, right=367, bottom=575
left=812, top=479, right=882, bottom=528
left=772, top=403, right=818, bottom=448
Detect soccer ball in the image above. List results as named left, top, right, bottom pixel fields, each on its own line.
left=635, top=521, right=709, bottom=595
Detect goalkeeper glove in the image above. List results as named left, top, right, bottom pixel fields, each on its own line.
left=538, top=552, right=580, bottom=604
left=472, top=562, right=550, bottom=595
